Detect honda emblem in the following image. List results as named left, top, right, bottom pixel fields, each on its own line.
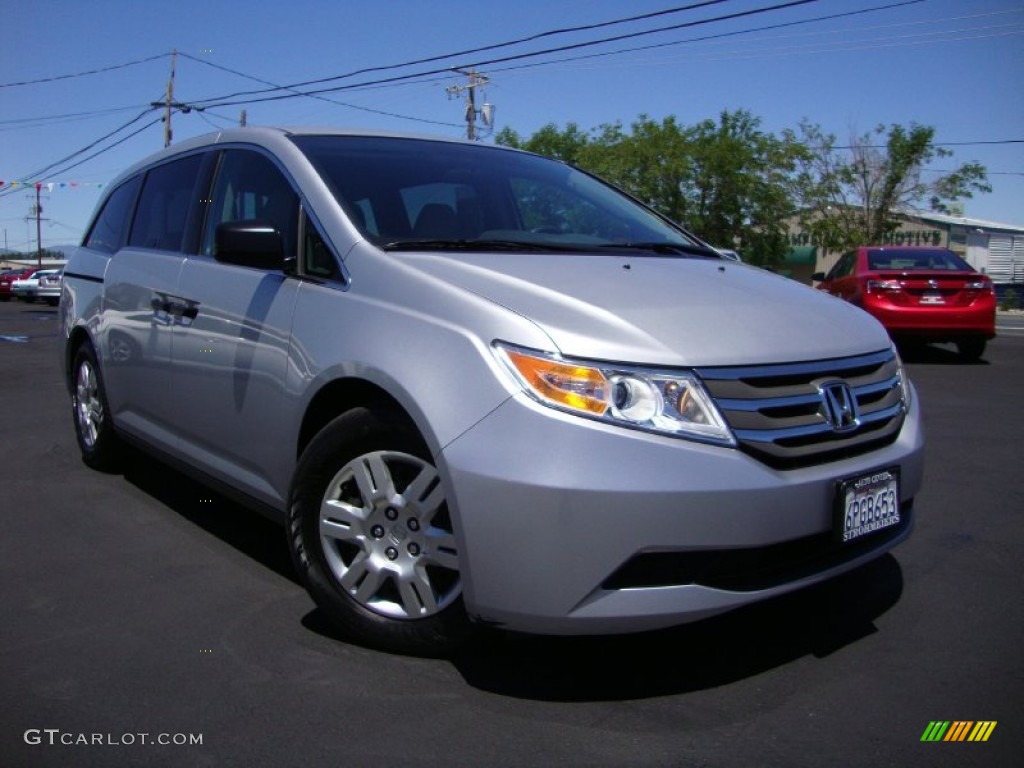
left=818, top=380, right=860, bottom=433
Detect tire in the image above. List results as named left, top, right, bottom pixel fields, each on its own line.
left=956, top=337, right=986, bottom=361
left=288, top=407, right=473, bottom=655
left=71, top=343, right=122, bottom=471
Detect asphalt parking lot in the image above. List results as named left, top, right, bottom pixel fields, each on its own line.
left=2, top=299, right=1021, bottom=768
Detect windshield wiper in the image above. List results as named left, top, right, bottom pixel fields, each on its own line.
left=596, top=242, right=717, bottom=257
left=382, top=239, right=582, bottom=253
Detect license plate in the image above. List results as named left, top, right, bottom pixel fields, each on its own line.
left=835, top=468, right=900, bottom=543
left=920, top=292, right=945, bottom=305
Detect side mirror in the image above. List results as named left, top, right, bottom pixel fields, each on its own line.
left=811, top=272, right=826, bottom=282
left=214, top=220, right=285, bottom=270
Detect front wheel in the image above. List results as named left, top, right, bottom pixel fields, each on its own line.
left=288, top=407, right=473, bottom=655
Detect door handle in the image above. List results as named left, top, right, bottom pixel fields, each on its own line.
left=171, top=301, right=199, bottom=321
left=151, top=292, right=199, bottom=326
left=167, top=298, right=199, bottom=326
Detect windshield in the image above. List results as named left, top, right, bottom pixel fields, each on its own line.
left=291, top=135, right=710, bottom=256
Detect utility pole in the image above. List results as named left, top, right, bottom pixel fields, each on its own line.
left=446, top=69, right=494, bottom=141
left=161, top=50, right=177, bottom=148
left=150, top=50, right=202, bottom=147
left=35, top=183, right=42, bottom=266
left=240, top=109, right=247, bottom=127
left=26, top=183, right=47, bottom=266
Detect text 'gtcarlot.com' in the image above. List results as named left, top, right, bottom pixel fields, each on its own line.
left=24, top=729, right=203, bottom=747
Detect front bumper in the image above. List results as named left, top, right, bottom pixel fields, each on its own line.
left=441, top=387, right=924, bottom=635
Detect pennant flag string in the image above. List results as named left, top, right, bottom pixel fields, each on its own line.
left=0, top=180, right=105, bottom=191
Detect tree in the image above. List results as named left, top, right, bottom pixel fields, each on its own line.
left=497, top=111, right=802, bottom=267
left=494, top=123, right=591, bottom=165
left=793, top=122, right=990, bottom=251
left=679, top=110, right=801, bottom=266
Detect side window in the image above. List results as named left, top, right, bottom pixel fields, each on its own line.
left=83, top=175, right=142, bottom=254
left=302, top=211, right=340, bottom=280
left=128, top=154, right=204, bottom=252
left=203, top=150, right=300, bottom=260
left=827, top=252, right=854, bottom=281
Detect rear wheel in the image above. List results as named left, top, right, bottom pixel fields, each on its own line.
left=71, top=343, right=122, bottom=471
left=956, top=337, right=986, bottom=361
left=288, top=407, right=472, bottom=655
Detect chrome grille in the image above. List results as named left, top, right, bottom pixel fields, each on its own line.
left=697, top=349, right=906, bottom=469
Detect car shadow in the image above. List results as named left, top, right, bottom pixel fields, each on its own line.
left=896, top=341, right=990, bottom=366
left=298, top=553, right=904, bottom=701
left=446, top=554, right=903, bottom=701
left=117, top=447, right=905, bottom=699
left=121, top=448, right=297, bottom=584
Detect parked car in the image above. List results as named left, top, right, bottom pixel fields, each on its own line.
left=813, top=246, right=996, bottom=360
left=36, top=268, right=64, bottom=306
left=61, top=127, right=924, bottom=655
left=12, top=269, right=58, bottom=302
left=0, top=268, right=36, bottom=301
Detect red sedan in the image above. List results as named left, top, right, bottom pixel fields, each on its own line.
left=813, top=246, right=996, bottom=360
left=0, top=268, right=38, bottom=301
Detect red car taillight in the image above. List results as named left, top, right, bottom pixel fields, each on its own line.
left=964, top=277, right=994, bottom=294
left=865, top=279, right=903, bottom=294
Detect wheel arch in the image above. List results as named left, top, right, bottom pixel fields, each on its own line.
left=296, top=377, right=434, bottom=463
left=64, top=325, right=96, bottom=394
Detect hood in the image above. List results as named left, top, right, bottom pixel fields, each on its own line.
left=399, top=252, right=891, bottom=367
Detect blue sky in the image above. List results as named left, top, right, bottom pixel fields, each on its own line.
left=2, top=0, right=1022, bottom=252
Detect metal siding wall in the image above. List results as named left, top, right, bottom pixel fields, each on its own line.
left=989, top=235, right=1013, bottom=283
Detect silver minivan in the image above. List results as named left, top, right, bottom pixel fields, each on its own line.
left=61, top=128, right=924, bottom=654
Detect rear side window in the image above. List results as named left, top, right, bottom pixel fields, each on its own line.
left=128, top=154, right=204, bottom=252
left=825, top=252, right=856, bottom=280
left=83, top=175, right=142, bottom=254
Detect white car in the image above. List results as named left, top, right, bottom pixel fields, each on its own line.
left=36, top=269, right=64, bottom=306
left=12, top=269, right=58, bottom=302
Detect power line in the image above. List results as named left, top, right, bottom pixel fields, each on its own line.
left=185, top=1, right=737, bottom=106
left=0, top=104, right=151, bottom=129
left=41, top=116, right=164, bottom=181
left=481, top=0, right=934, bottom=79
left=191, top=0, right=828, bottom=109
left=177, top=52, right=464, bottom=129
left=0, top=53, right=168, bottom=88
left=832, top=139, right=1024, bottom=149
left=0, top=108, right=159, bottom=198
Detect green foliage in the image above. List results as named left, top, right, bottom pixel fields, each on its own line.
left=1, top=247, right=66, bottom=261
left=497, top=110, right=801, bottom=268
left=498, top=114, right=990, bottom=265
left=999, top=288, right=1019, bottom=311
left=793, top=122, right=990, bottom=251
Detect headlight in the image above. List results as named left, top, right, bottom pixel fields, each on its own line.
left=494, top=343, right=735, bottom=445
left=894, top=344, right=912, bottom=410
